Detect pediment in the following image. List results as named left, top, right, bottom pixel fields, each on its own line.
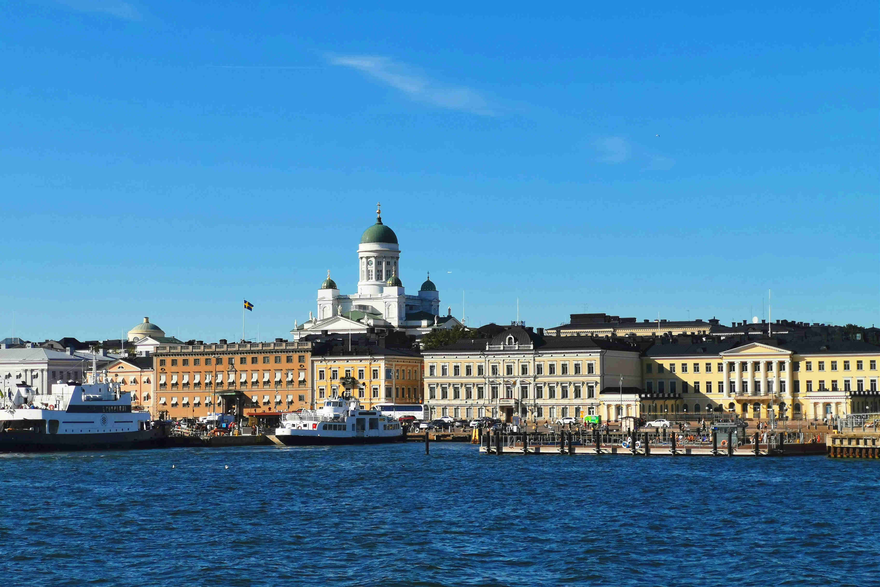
left=720, top=342, right=791, bottom=357
left=306, top=316, right=369, bottom=332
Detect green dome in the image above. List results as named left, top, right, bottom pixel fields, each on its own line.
left=129, top=318, right=163, bottom=335
left=321, top=271, right=337, bottom=290
left=386, top=274, right=403, bottom=287
left=360, top=221, right=398, bottom=245
left=420, top=273, right=437, bottom=292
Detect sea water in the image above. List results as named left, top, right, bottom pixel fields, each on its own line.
left=1, top=443, right=877, bottom=586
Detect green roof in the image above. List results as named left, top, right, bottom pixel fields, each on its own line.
left=360, top=221, right=398, bottom=245
left=420, top=273, right=436, bottom=292
left=321, top=278, right=338, bottom=289
left=386, top=274, right=403, bottom=287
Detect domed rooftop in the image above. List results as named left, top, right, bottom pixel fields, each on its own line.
left=386, top=273, right=403, bottom=287
left=360, top=203, right=398, bottom=245
left=128, top=317, right=165, bottom=341
left=321, top=270, right=338, bottom=290
left=420, top=272, right=437, bottom=292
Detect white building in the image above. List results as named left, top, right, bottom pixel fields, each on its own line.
left=292, top=205, right=460, bottom=340
left=0, top=348, right=88, bottom=398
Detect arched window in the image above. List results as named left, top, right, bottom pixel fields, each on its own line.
left=506, top=335, right=515, bottom=345
left=694, top=403, right=701, bottom=413
left=367, top=259, right=373, bottom=281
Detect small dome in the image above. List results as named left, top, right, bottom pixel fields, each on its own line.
left=128, top=317, right=165, bottom=341
left=420, top=272, right=437, bottom=292
left=386, top=274, right=403, bottom=287
left=321, top=270, right=338, bottom=290
left=360, top=203, right=398, bottom=244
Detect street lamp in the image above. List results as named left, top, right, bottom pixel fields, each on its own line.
left=619, top=374, right=624, bottom=429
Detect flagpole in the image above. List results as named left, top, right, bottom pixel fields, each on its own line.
left=242, top=303, right=245, bottom=343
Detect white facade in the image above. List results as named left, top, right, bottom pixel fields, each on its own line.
left=0, top=348, right=87, bottom=398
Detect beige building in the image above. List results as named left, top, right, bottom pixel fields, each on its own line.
left=107, top=357, right=154, bottom=412
left=423, top=326, right=642, bottom=425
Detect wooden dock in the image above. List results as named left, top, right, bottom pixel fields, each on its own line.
left=828, top=432, right=880, bottom=458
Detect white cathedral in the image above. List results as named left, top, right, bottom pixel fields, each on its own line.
left=290, top=205, right=461, bottom=340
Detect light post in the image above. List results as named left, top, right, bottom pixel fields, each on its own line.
left=619, top=374, right=623, bottom=430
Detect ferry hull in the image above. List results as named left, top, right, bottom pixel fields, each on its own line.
left=273, top=433, right=406, bottom=446
left=0, top=428, right=171, bottom=453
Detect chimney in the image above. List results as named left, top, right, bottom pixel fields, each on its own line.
left=219, top=339, right=227, bottom=344
left=537, top=328, right=544, bottom=336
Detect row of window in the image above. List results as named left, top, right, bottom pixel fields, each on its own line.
left=160, top=394, right=308, bottom=407
left=427, top=383, right=598, bottom=401
left=428, top=362, right=597, bottom=377
left=316, top=367, right=419, bottom=381
left=646, top=359, right=878, bottom=375
left=643, top=379, right=879, bottom=394
left=435, top=405, right=599, bottom=420
left=159, top=355, right=307, bottom=367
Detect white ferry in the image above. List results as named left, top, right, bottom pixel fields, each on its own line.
left=0, top=368, right=167, bottom=452
left=273, top=394, right=405, bottom=445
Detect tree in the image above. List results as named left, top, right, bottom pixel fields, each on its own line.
left=422, top=325, right=478, bottom=350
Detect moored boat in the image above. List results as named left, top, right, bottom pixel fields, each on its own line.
left=0, top=367, right=168, bottom=452
left=273, top=394, right=405, bottom=445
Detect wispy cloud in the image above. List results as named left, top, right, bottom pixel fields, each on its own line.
left=52, top=0, right=141, bottom=20
left=594, top=136, right=631, bottom=164
left=327, top=55, right=494, bottom=116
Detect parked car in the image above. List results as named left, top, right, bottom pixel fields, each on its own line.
left=418, top=421, right=434, bottom=430
left=645, top=419, right=672, bottom=428
left=469, top=419, right=482, bottom=428
left=398, top=415, right=416, bottom=426
left=555, top=417, right=578, bottom=426
left=439, top=415, right=455, bottom=424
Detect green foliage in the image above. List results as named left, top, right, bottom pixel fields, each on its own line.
left=422, top=325, right=477, bottom=350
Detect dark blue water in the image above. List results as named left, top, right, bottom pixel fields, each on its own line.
left=1, top=444, right=877, bottom=586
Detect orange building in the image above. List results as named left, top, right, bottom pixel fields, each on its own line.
left=107, top=357, right=154, bottom=413
left=152, top=340, right=312, bottom=421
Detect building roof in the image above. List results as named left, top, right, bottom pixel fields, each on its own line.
left=644, top=339, right=742, bottom=357
left=129, top=317, right=165, bottom=336
left=386, top=274, right=403, bottom=287
left=321, top=270, right=338, bottom=290
left=0, top=348, right=85, bottom=363
left=108, top=357, right=154, bottom=370
left=645, top=337, right=880, bottom=357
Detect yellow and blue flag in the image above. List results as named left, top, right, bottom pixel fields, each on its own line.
left=244, top=300, right=254, bottom=311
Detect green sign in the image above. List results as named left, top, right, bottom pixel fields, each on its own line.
left=583, top=415, right=601, bottom=425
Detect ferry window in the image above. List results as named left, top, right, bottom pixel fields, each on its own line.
left=182, top=359, right=189, bottom=366
left=171, top=359, right=177, bottom=366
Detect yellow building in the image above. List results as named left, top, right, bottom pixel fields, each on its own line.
left=153, top=340, right=312, bottom=420
left=107, top=357, right=154, bottom=413
left=311, top=343, right=423, bottom=408
left=423, top=326, right=642, bottom=425
left=643, top=338, right=880, bottom=421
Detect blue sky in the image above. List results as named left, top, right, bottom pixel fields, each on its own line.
left=2, top=1, right=877, bottom=342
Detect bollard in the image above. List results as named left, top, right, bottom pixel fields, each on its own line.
left=496, top=431, right=503, bottom=455
left=671, top=432, right=677, bottom=456
left=594, top=429, right=601, bottom=455
left=568, top=431, right=574, bottom=455
left=643, top=432, right=650, bottom=456
left=425, top=427, right=430, bottom=455
left=712, top=430, right=718, bottom=456
left=523, top=432, right=529, bottom=454
left=779, top=432, right=785, bottom=455
left=754, top=432, right=760, bottom=457
left=727, top=430, right=734, bottom=457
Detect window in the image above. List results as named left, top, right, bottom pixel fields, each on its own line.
left=574, top=363, right=581, bottom=375
left=693, top=363, right=700, bottom=373
left=453, top=365, right=460, bottom=377
left=754, top=381, right=761, bottom=393
left=465, top=365, right=473, bottom=376
left=285, top=355, right=293, bottom=363
left=705, top=363, right=712, bottom=373
left=372, top=386, right=379, bottom=398
left=263, top=356, right=270, bottom=364
left=818, top=361, right=825, bottom=371
left=505, top=364, right=514, bottom=376
left=693, top=382, right=700, bottom=393
left=857, top=360, right=863, bottom=370
left=171, top=359, right=177, bottom=366
left=548, top=363, right=556, bottom=375
left=251, top=357, right=258, bottom=364
left=453, top=386, right=460, bottom=400
left=670, top=364, right=676, bottom=373
left=441, top=365, right=449, bottom=377
left=298, top=355, right=305, bottom=364
left=548, top=385, right=556, bottom=399
left=358, top=369, right=365, bottom=380
left=830, top=361, right=837, bottom=371
left=587, top=362, right=595, bottom=375
left=871, top=360, right=877, bottom=370
left=831, top=380, right=838, bottom=392
left=477, top=365, right=485, bottom=376
left=705, top=381, right=712, bottom=393
left=372, top=369, right=379, bottom=379
left=318, top=387, right=325, bottom=399
left=239, top=357, right=247, bottom=364
left=587, top=385, right=595, bottom=399
left=742, top=381, right=748, bottom=394
left=536, top=364, right=543, bottom=375
left=793, top=380, right=800, bottom=393
left=318, top=369, right=325, bottom=381
left=658, top=364, right=665, bottom=374
left=331, top=369, right=338, bottom=380
left=658, top=381, right=665, bottom=393
left=718, top=381, right=724, bottom=393
left=670, top=381, right=677, bottom=394
left=561, top=363, right=569, bottom=375
left=844, top=380, right=851, bottom=392
left=465, top=385, right=473, bottom=400
left=477, top=385, right=485, bottom=400
left=780, top=363, right=786, bottom=372
left=843, top=361, right=850, bottom=371
left=646, top=364, right=652, bottom=374
left=646, top=381, right=654, bottom=393
left=535, top=385, right=543, bottom=399
left=521, top=364, right=529, bottom=376
left=491, top=365, right=499, bottom=376
left=491, top=386, right=499, bottom=400
left=560, top=385, right=569, bottom=399
left=681, top=363, right=687, bottom=374
left=717, top=363, right=723, bottom=373
left=441, top=386, right=448, bottom=400
left=574, top=384, right=582, bottom=399
left=274, top=356, right=281, bottom=364
left=682, top=382, right=688, bottom=393
left=159, top=359, right=166, bottom=366
left=806, top=362, right=812, bottom=371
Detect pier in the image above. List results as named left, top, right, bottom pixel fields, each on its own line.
left=827, top=412, right=880, bottom=458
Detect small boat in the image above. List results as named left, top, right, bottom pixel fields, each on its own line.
left=0, top=367, right=168, bottom=452
left=273, top=393, right=405, bottom=445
